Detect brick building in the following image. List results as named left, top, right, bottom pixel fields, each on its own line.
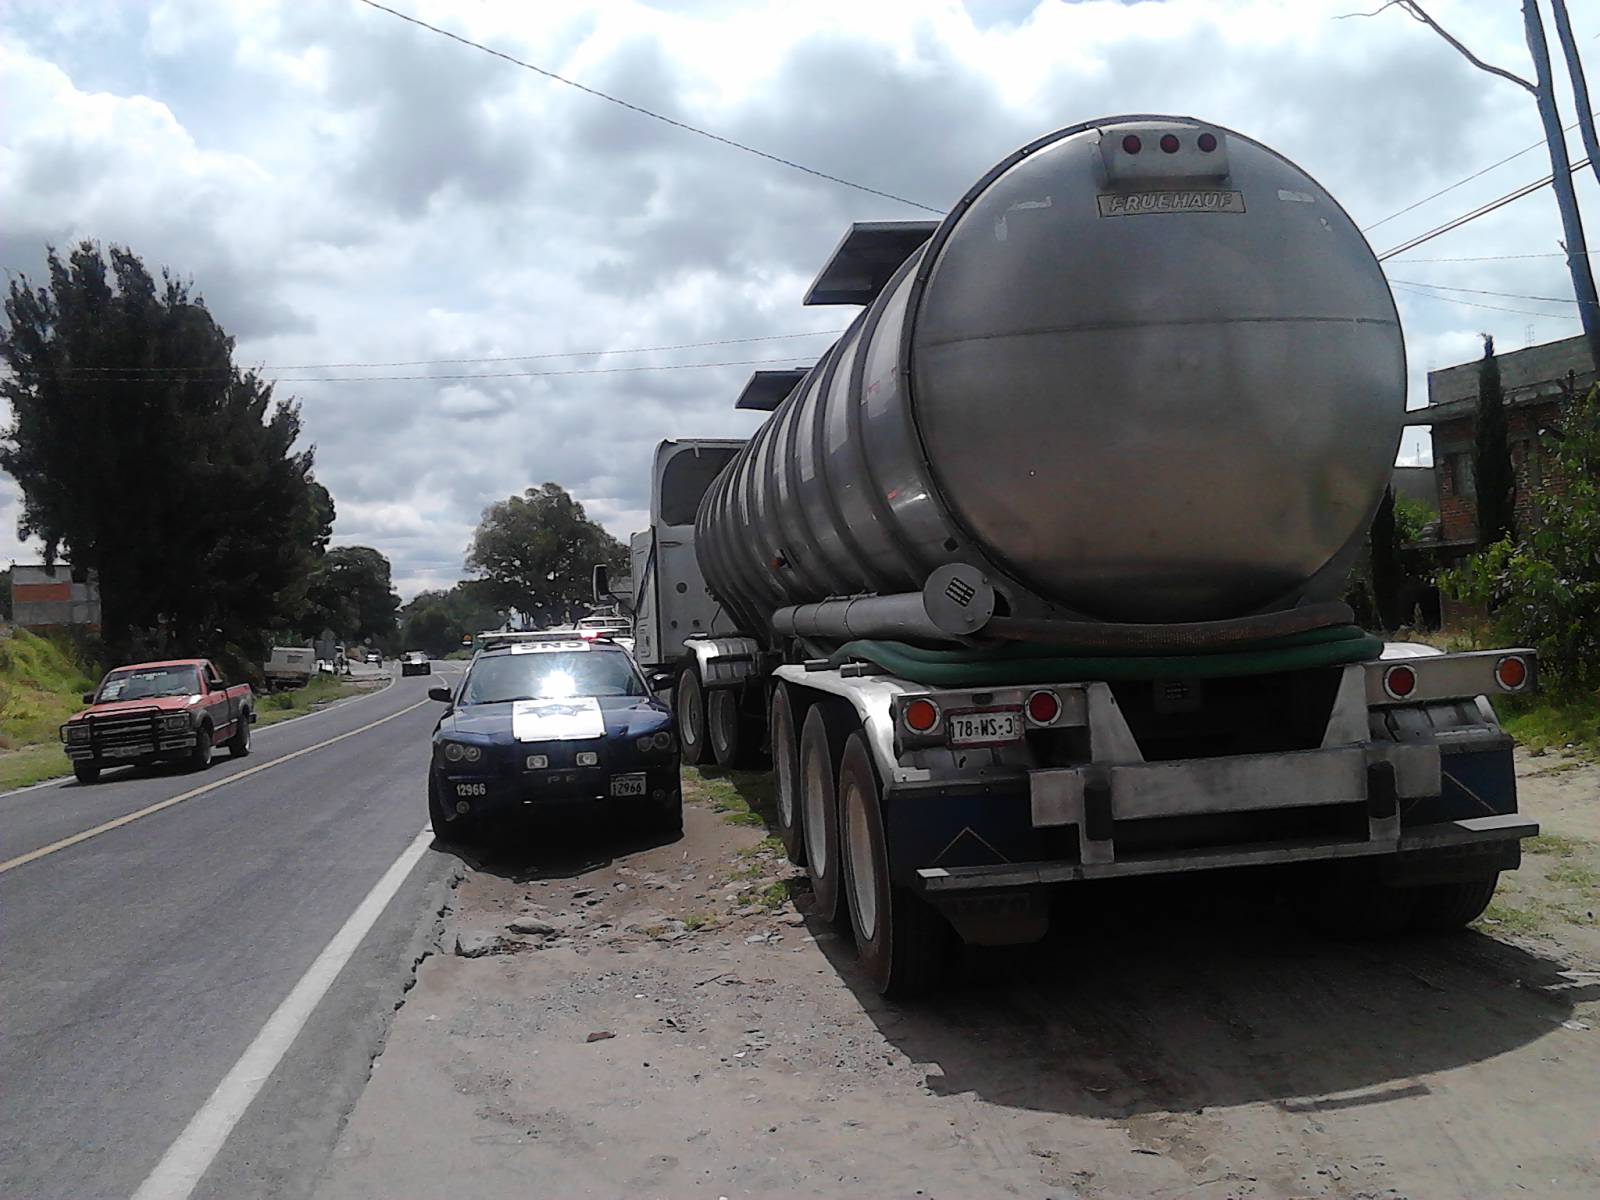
left=1410, top=333, right=1595, bottom=553
left=9, top=564, right=102, bottom=635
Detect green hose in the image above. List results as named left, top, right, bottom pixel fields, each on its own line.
left=830, top=624, right=1383, bottom=687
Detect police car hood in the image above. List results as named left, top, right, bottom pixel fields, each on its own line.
left=447, top=695, right=666, bottom=742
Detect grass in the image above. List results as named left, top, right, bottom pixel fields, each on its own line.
left=1498, top=693, right=1600, bottom=756
left=685, top=766, right=777, bottom=829
left=0, top=629, right=96, bottom=750
left=1546, top=862, right=1599, bottom=893
left=254, top=676, right=368, bottom=726
left=1525, top=833, right=1583, bottom=857
left=1477, top=901, right=1545, bottom=936
left=0, top=744, right=74, bottom=792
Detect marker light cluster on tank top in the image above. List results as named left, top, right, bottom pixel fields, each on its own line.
left=1160, top=133, right=1181, bottom=154
left=1198, top=132, right=1218, bottom=152
left=1121, top=134, right=1142, bottom=154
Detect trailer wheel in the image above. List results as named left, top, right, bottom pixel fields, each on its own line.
left=1299, top=863, right=1416, bottom=940
left=838, top=731, right=950, bottom=998
left=799, top=700, right=853, bottom=925
left=676, top=668, right=708, bottom=766
left=769, top=683, right=806, bottom=866
left=1410, top=873, right=1500, bottom=932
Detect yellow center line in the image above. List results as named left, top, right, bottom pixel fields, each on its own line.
left=0, top=698, right=433, bottom=876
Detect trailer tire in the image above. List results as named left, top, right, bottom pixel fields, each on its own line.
left=839, top=731, right=950, bottom=998
left=769, top=683, right=805, bottom=866
left=73, top=763, right=101, bottom=784
left=1409, top=873, right=1500, bottom=932
left=676, top=668, right=708, bottom=766
left=799, top=700, right=853, bottom=926
left=1300, top=864, right=1416, bottom=940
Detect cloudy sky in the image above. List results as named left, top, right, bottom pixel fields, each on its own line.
left=3, top=0, right=1597, bottom=597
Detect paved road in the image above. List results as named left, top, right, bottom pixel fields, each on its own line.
left=0, top=666, right=461, bottom=1200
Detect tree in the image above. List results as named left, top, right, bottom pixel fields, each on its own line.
left=0, top=242, right=334, bottom=663
left=1475, top=334, right=1516, bottom=547
left=465, top=483, right=627, bottom=626
left=299, top=546, right=400, bottom=645
left=1444, top=385, right=1600, bottom=692
left=400, top=579, right=506, bottom=656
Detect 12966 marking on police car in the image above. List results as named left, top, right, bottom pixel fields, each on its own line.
left=610, top=773, right=647, bottom=798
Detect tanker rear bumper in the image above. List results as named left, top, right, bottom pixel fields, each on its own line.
left=914, top=813, right=1535, bottom=893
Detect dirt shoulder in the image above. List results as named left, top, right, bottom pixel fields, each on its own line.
left=317, top=761, right=1600, bottom=1200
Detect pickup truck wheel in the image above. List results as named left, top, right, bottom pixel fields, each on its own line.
left=676, top=668, right=708, bottom=766
left=838, top=730, right=951, bottom=998
left=798, top=700, right=853, bottom=925
left=190, top=724, right=214, bottom=771
left=769, top=684, right=805, bottom=866
left=73, top=763, right=101, bottom=784
left=1410, top=874, right=1500, bottom=932
left=228, top=711, right=252, bottom=757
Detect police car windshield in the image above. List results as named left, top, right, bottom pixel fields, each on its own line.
left=459, top=650, right=644, bottom=705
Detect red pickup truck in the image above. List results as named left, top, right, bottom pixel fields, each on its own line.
left=60, top=658, right=255, bottom=784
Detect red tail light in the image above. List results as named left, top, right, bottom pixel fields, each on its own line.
left=1197, top=132, right=1218, bottom=152
left=1025, top=689, right=1061, bottom=726
left=1383, top=664, right=1417, bottom=700
left=904, top=698, right=940, bottom=733
left=1494, top=655, right=1528, bottom=691
left=1159, top=133, right=1180, bottom=154
left=1121, top=134, right=1142, bottom=155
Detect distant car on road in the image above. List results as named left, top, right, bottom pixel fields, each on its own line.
left=365, top=652, right=382, bottom=666
left=401, top=651, right=431, bottom=676
left=61, top=659, right=255, bottom=784
left=426, top=637, right=679, bottom=839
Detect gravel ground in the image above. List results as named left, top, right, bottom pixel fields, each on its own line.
left=316, top=757, right=1600, bottom=1200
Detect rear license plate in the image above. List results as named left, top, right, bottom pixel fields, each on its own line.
left=947, top=710, right=1023, bottom=746
left=609, top=773, right=647, bottom=798
left=104, top=746, right=148, bottom=758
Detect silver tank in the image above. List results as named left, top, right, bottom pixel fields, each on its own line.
left=697, top=115, right=1405, bottom=634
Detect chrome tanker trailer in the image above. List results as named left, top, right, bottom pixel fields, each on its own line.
left=612, top=115, right=1539, bottom=996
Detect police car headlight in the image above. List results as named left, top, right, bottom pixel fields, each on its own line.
left=441, top=742, right=483, bottom=764
left=652, top=731, right=674, bottom=751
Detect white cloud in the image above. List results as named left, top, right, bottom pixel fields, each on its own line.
left=3, top=0, right=1597, bottom=598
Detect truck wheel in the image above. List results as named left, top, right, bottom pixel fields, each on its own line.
left=677, top=668, right=708, bottom=766
left=228, top=712, right=252, bottom=758
left=769, top=684, right=805, bottom=866
left=1410, top=874, right=1500, bottom=932
left=711, top=686, right=763, bottom=769
left=799, top=700, right=854, bottom=925
left=1300, top=864, right=1416, bottom=940
left=73, top=763, right=101, bottom=784
left=838, top=731, right=950, bottom=998
left=190, top=724, right=214, bottom=771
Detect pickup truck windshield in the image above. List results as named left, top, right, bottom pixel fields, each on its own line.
left=99, top=666, right=203, bottom=702
left=460, top=651, right=644, bottom=705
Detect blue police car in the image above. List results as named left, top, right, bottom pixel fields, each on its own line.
left=427, top=637, right=680, bottom=839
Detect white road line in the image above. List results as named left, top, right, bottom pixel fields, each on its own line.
left=130, top=824, right=436, bottom=1200
left=0, top=698, right=431, bottom=876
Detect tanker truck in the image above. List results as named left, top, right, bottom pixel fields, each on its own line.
left=609, top=115, right=1539, bottom=996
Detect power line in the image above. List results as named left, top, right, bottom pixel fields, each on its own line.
left=1389, top=281, right=1580, bottom=319
left=1361, top=114, right=1594, bottom=233
left=352, top=0, right=942, bottom=215
left=3, top=355, right=816, bottom=386
left=1376, top=156, right=1591, bottom=260
left=5, top=329, right=845, bottom=376
left=1387, top=250, right=1598, bottom=263
left=1387, top=277, right=1594, bottom=305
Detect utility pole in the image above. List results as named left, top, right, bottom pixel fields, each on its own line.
left=1364, top=3, right=1600, bottom=370
left=1549, top=0, right=1600, bottom=193
left=1523, top=0, right=1600, bottom=370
